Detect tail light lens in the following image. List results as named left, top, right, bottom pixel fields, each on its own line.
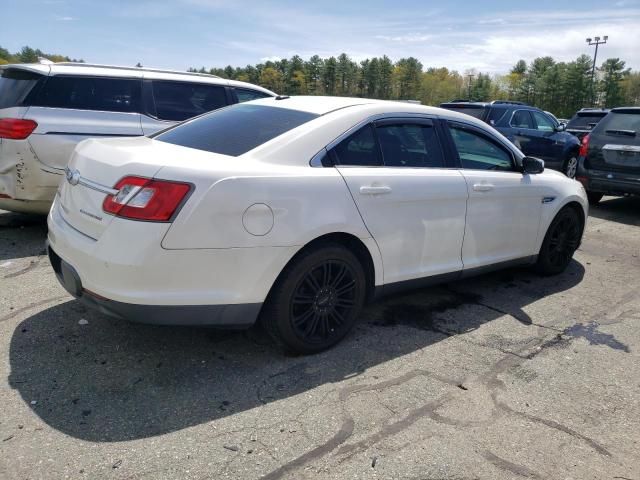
left=578, top=134, right=590, bottom=157
left=0, top=118, right=38, bottom=139
left=103, top=176, right=192, bottom=222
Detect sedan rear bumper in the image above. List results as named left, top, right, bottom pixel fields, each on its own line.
left=48, top=244, right=262, bottom=327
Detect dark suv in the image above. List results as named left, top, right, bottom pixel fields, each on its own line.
left=576, top=107, right=640, bottom=204
left=566, top=108, right=610, bottom=141
left=440, top=100, right=581, bottom=178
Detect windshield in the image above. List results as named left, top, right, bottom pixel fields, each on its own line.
left=0, top=68, right=43, bottom=109
left=155, top=104, right=319, bottom=156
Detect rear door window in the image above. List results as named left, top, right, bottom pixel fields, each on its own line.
left=152, top=81, right=227, bottom=121
left=235, top=88, right=271, bottom=103
left=376, top=123, right=444, bottom=168
left=154, top=104, right=318, bottom=156
left=33, top=76, right=141, bottom=113
left=332, top=124, right=383, bottom=166
left=510, top=110, right=535, bottom=129
left=487, top=107, right=507, bottom=126
left=0, top=68, right=44, bottom=108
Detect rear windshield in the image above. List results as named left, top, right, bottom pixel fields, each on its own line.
left=567, top=113, right=607, bottom=129
left=0, top=69, right=43, bottom=109
left=594, top=112, right=640, bottom=137
left=154, top=104, right=319, bottom=156
left=441, top=106, right=486, bottom=120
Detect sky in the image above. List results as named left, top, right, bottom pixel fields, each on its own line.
left=2, top=0, right=640, bottom=73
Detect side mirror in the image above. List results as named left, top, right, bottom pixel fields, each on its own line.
left=555, top=122, right=567, bottom=132
left=522, top=156, right=544, bottom=174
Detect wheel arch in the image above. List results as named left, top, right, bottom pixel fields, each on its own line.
left=536, top=199, right=586, bottom=253
left=265, top=232, right=381, bottom=304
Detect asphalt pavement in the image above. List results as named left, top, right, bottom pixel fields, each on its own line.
left=0, top=197, right=639, bottom=479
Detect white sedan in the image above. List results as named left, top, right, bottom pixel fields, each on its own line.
left=47, top=96, right=588, bottom=353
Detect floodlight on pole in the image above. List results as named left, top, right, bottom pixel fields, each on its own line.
left=586, top=35, right=608, bottom=106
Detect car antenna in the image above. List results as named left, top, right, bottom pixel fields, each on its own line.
left=275, top=95, right=290, bottom=100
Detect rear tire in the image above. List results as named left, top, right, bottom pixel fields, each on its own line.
left=587, top=191, right=603, bottom=205
left=261, top=243, right=367, bottom=354
left=563, top=155, right=578, bottom=179
left=535, top=206, right=583, bottom=276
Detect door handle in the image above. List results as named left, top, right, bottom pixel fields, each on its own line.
left=473, top=183, right=494, bottom=192
left=359, top=185, right=392, bottom=195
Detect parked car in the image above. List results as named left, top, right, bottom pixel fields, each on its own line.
left=440, top=100, right=581, bottom=178
left=0, top=62, right=275, bottom=214
left=566, top=108, right=609, bottom=141
left=576, top=107, right=640, bottom=204
left=47, top=96, right=587, bottom=354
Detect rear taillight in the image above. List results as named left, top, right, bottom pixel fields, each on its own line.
left=578, top=133, right=590, bottom=157
left=102, top=176, right=192, bottom=222
left=0, top=118, right=38, bottom=139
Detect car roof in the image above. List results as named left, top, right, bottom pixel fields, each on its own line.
left=0, top=62, right=276, bottom=95
left=440, top=100, right=528, bottom=108
left=576, top=108, right=609, bottom=115
left=610, top=107, right=640, bottom=114
left=245, top=95, right=468, bottom=117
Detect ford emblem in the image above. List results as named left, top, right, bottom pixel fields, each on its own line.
left=65, top=167, right=81, bottom=186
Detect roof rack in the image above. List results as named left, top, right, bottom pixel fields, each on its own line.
left=448, top=99, right=471, bottom=103
left=491, top=100, right=526, bottom=105
left=54, top=62, right=221, bottom=79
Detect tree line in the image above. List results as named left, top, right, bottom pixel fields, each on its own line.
left=0, top=45, right=84, bottom=65
left=192, top=53, right=640, bottom=118
left=2, top=45, right=638, bottom=118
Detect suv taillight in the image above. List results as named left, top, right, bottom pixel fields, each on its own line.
left=102, top=176, right=192, bottom=222
left=0, top=118, right=37, bottom=139
left=578, top=133, right=590, bottom=157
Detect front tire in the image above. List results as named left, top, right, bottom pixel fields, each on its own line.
left=587, top=191, right=604, bottom=205
left=535, top=206, right=583, bottom=276
left=261, top=244, right=367, bottom=354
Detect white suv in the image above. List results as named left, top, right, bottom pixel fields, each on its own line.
left=0, top=62, right=275, bottom=214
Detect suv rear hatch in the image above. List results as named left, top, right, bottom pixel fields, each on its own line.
left=439, top=102, right=489, bottom=121
left=567, top=110, right=608, bottom=138
left=585, top=108, right=640, bottom=173
left=0, top=66, right=46, bottom=198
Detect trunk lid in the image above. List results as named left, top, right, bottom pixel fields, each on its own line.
left=58, top=137, right=179, bottom=239
left=586, top=109, right=640, bottom=174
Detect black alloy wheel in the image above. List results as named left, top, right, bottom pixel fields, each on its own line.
left=536, top=207, right=583, bottom=275
left=261, top=244, right=366, bottom=354
left=290, top=260, right=357, bottom=344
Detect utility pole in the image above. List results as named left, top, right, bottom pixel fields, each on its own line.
left=467, top=74, right=475, bottom=100
left=586, top=35, right=608, bottom=106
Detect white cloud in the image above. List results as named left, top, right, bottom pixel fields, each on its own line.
left=260, top=55, right=282, bottom=63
